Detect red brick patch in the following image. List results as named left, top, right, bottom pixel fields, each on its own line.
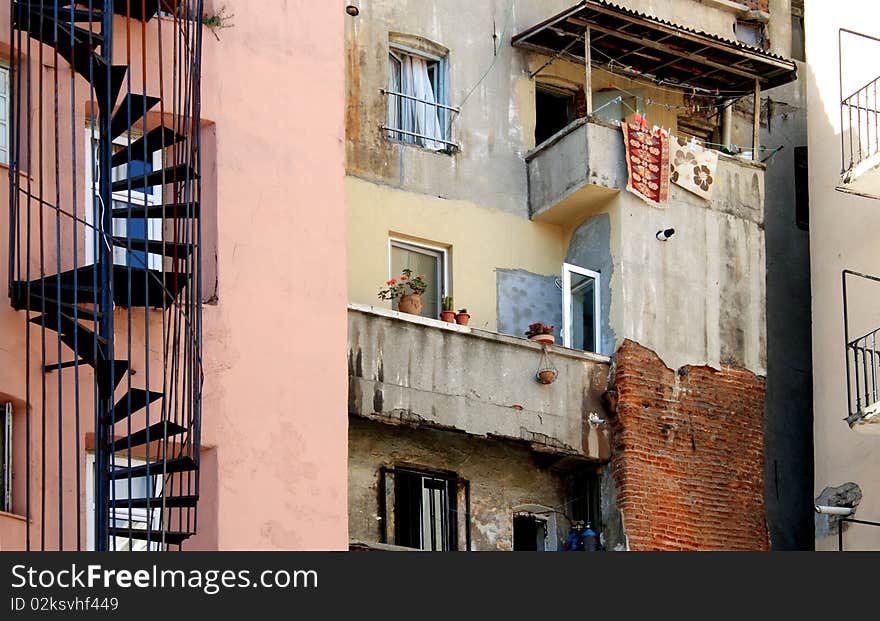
left=610, top=340, right=768, bottom=550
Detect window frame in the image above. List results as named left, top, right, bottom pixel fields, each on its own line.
left=0, top=64, right=10, bottom=167
left=388, top=237, right=449, bottom=316
left=1, top=402, right=11, bottom=514
left=391, top=467, right=458, bottom=551
left=562, top=262, right=602, bottom=354
left=85, top=452, right=165, bottom=551
left=384, top=42, right=455, bottom=149
left=84, top=127, right=163, bottom=269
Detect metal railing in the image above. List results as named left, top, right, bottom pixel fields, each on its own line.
left=380, top=89, right=461, bottom=150
left=843, top=270, right=880, bottom=420
left=841, top=75, right=880, bottom=178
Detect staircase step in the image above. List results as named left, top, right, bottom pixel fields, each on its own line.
left=23, top=294, right=102, bottom=322
left=110, top=421, right=187, bottom=452
left=96, top=359, right=130, bottom=397
left=13, top=4, right=105, bottom=47
left=30, top=311, right=108, bottom=352
left=110, top=94, right=160, bottom=140
left=112, top=202, right=199, bottom=220
left=112, top=529, right=193, bottom=546
left=105, top=388, right=164, bottom=424
left=111, top=126, right=185, bottom=168
left=112, top=0, right=163, bottom=23
left=112, top=236, right=194, bottom=260
left=109, top=456, right=198, bottom=480
left=110, top=495, right=198, bottom=510
left=111, top=163, right=198, bottom=193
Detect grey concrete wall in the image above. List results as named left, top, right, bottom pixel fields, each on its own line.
left=349, top=417, right=594, bottom=551
left=348, top=306, right=612, bottom=460
left=567, top=213, right=617, bottom=356
left=496, top=269, right=563, bottom=340
left=345, top=0, right=793, bottom=215
left=756, top=66, right=813, bottom=550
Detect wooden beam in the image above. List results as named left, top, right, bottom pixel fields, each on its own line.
left=585, top=26, right=593, bottom=114
left=753, top=78, right=761, bottom=161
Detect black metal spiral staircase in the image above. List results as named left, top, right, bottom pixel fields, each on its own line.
left=8, top=1, right=204, bottom=550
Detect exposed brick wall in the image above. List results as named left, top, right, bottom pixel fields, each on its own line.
left=737, top=0, right=770, bottom=12
left=610, top=340, right=768, bottom=550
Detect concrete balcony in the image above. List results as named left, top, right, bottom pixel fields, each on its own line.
left=525, top=116, right=627, bottom=225
left=347, top=304, right=612, bottom=462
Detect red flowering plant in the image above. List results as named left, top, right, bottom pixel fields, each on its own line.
left=525, top=322, right=555, bottom=338
left=378, top=268, right=429, bottom=300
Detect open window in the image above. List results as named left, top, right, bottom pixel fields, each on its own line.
left=84, top=128, right=163, bottom=270
left=562, top=263, right=601, bottom=354
left=392, top=468, right=457, bottom=551
left=389, top=238, right=448, bottom=320
left=85, top=453, right=165, bottom=551
left=385, top=43, right=452, bottom=150
left=535, top=84, right=575, bottom=145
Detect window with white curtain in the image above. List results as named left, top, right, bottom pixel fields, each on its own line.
left=386, top=44, right=449, bottom=150
left=0, top=66, right=10, bottom=166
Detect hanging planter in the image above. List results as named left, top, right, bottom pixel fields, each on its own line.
left=535, top=347, right=558, bottom=385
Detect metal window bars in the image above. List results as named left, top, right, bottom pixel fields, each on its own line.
left=839, top=29, right=880, bottom=180
left=842, top=270, right=880, bottom=428
left=380, top=88, right=461, bottom=150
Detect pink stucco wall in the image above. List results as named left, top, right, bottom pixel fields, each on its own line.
left=0, top=2, right=348, bottom=550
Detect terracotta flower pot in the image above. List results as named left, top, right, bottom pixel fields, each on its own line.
left=440, top=310, right=456, bottom=323
left=536, top=369, right=558, bottom=385
left=455, top=313, right=471, bottom=326
left=398, top=294, right=423, bottom=316
left=529, top=334, right=555, bottom=345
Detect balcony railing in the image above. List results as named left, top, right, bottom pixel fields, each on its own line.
left=841, top=75, right=880, bottom=180
left=380, top=90, right=461, bottom=150
left=843, top=270, right=880, bottom=432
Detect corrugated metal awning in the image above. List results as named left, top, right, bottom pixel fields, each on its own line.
left=511, top=0, right=797, bottom=94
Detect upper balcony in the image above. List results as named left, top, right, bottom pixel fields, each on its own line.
left=348, top=304, right=612, bottom=464
left=526, top=116, right=626, bottom=224
left=838, top=30, right=880, bottom=197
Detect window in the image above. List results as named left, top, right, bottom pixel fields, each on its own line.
left=85, top=453, right=165, bottom=551
left=389, top=238, right=448, bottom=320
left=1, top=403, right=11, bottom=513
left=795, top=146, right=809, bottom=230
left=84, top=129, right=163, bottom=270
left=513, top=514, right=548, bottom=551
left=735, top=20, right=766, bottom=49
left=0, top=65, right=9, bottom=166
left=535, top=84, right=575, bottom=145
left=562, top=263, right=601, bottom=354
left=393, top=468, right=457, bottom=551
left=385, top=44, right=451, bottom=150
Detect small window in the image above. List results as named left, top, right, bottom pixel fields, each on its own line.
left=0, top=66, right=10, bottom=166
left=389, top=238, right=448, bottom=320
left=85, top=453, right=165, bottom=551
left=393, top=468, right=457, bottom=551
left=84, top=129, right=163, bottom=270
left=562, top=263, right=601, bottom=354
left=513, top=514, right=548, bottom=551
left=1, top=402, right=12, bottom=513
left=795, top=146, right=809, bottom=230
left=535, top=84, right=576, bottom=144
left=386, top=45, right=451, bottom=150
left=735, top=20, right=766, bottom=49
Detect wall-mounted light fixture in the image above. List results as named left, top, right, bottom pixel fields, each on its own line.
left=656, top=228, right=675, bottom=241
left=346, top=5, right=360, bottom=16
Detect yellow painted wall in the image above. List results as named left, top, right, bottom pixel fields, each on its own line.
left=346, top=176, right=568, bottom=331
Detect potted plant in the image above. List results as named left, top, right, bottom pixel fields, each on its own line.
left=378, top=269, right=429, bottom=316
left=455, top=308, right=470, bottom=326
left=440, top=296, right=456, bottom=323
left=526, top=322, right=555, bottom=345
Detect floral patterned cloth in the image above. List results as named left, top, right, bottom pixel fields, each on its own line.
left=622, top=121, right=670, bottom=207
left=670, top=136, right=719, bottom=201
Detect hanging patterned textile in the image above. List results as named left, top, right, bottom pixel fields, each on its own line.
left=670, top=135, right=719, bottom=200
left=622, top=118, right=670, bottom=207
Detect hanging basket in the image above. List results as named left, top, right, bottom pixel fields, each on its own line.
left=535, top=346, right=558, bottom=385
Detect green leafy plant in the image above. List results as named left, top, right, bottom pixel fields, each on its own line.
left=378, top=269, right=429, bottom=300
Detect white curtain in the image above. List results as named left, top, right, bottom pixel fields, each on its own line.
left=389, top=54, right=445, bottom=150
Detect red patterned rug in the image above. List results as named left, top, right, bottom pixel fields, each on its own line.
left=623, top=121, right=670, bottom=207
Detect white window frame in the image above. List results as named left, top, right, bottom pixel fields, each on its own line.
left=2, top=402, right=11, bottom=513
left=0, top=65, right=9, bottom=167
left=84, top=128, right=163, bottom=269
left=85, top=453, right=165, bottom=551
left=388, top=237, right=449, bottom=312
left=562, top=263, right=602, bottom=354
